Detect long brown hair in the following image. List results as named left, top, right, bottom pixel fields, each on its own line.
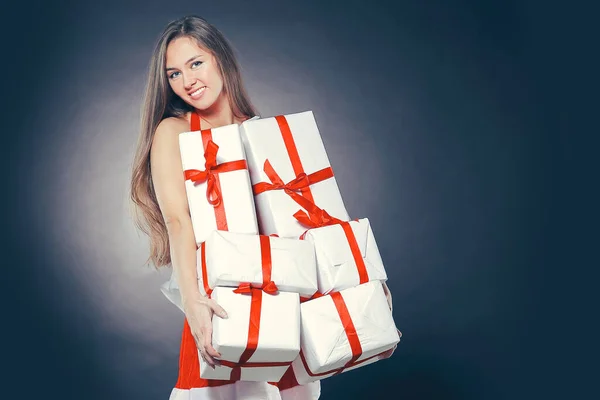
left=130, top=15, right=258, bottom=268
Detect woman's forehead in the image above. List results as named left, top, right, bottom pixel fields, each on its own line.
left=166, top=37, right=211, bottom=64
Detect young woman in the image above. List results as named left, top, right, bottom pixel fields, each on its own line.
left=129, top=15, right=322, bottom=399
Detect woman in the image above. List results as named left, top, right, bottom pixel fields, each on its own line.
left=129, top=15, right=322, bottom=399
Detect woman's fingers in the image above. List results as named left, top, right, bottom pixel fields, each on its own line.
left=200, top=348, right=218, bottom=369
left=207, top=299, right=228, bottom=319
left=187, top=300, right=227, bottom=369
left=192, top=329, right=218, bottom=369
left=203, top=326, right=221, bottom=364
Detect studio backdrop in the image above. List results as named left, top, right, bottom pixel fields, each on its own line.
left=7, top=1, right=547, bottom=399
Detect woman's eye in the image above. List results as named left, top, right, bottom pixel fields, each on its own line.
left=192, top=61, right=202, bottom=68
left=169, top=71, right=180, bottom=79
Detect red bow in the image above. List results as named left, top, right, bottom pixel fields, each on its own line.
left=233, top=281, right=279, bottom=295
left=254, top=160, right=341, bottom=229
left=253, top=160, right=311, bottom=197
left=294, top=207, right=343, bottom=229
left=184, top=140, right=248, bottom=207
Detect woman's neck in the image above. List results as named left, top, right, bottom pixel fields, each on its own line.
left=195, top=93, right=244, bottom=128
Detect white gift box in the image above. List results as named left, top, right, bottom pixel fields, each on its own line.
left=291, top=281, right=401, bottom=384
left=301, top=218, right=387, bottom=294
left=240, top=111, right=350, bottom=238
left=198, top=230, right=318, bottom=298
left=179, top=124, right=258, bottom=245
left=199, top=287, right=301, bottom=382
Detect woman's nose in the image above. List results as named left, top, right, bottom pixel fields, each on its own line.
left=183, top=74, right=197, bottom=89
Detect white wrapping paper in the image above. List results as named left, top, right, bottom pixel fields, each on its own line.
left=239, top=111, right=349, bottom=238
left=302, top=218, right=387, bottom=294
left=199, top=230, right=318, bottom=298
left=291, top=281, right=401, bottom=384
left=179, top=124, right=258, bottom=245
left=199, top=287, right=301, bottom=382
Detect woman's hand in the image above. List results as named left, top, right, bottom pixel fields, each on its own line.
left=182, top=292, right=229, bottom=369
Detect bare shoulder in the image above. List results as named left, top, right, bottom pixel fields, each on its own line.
left=151, top=116, right=189, bottom=156
left=154, top=115, right=189, bottom=141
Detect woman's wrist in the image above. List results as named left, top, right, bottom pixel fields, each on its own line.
left=180, top=285, right=205, bottom=308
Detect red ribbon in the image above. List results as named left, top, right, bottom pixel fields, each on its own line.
left=253, top=160, right=333, bottom=204
left=199, top=242, right=212, bottom=296
left=298, top=348, right=390, bottom=378
left=275, top=115, right=316, bottom=204
left=183, top=140, right=248, bottom=207
left=234, top=281, right=279, bottom=295
left=251, top=114, right=336, bottom=218
left=202, top=235, right=284, bottom=381
left=294, top=202, right=369, bottom=286
left=300, top=291, right=324, bottom=303
left=339, top=222, right=370, bottom=285
left=298, top=291, right=390, bottom=377
left=184, top=113, right=248, bottom=230
left=331, top=292, right=362, bottom=369
left=294, top=207, right=343, bottom=230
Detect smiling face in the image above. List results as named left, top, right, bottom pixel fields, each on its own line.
left=165, top=36, right=226, bottom=112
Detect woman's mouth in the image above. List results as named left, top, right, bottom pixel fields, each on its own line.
left=189, top=86, right=206, bottom=100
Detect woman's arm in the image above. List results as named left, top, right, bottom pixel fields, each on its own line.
left=150, top=117, right=227, bottom=367
left=150, top=117, right=199, bottom=305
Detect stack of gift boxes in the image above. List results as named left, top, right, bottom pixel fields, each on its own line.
left=177, top=110, right=401, bottom=385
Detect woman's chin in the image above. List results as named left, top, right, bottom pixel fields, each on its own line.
left=189, top=99, right=214, bottom=111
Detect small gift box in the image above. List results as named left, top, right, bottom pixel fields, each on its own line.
left=179, top=121, right=258, bottom=245
left=291, top=280, right=401, bottom=384
left=197, top=230, right=318, bottom=298
left=199, top=286, right=301, bottom=382
left=301, top=218, right=387, bottom=294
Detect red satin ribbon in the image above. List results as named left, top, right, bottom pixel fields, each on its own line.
left=300, top=291, right=324, bottom=303
left=339, top=222, right=369, bottom=285
left=200, top=242, right=212, bottom=297
left=223, top=235, right=284, bottom=381
left=200, top=237, right=287, bottom=379
left=294, top=207, right=343, bottom=230
left=233, top=281, right=279, bottom=295
left=295, top=202, right=369, bottom=285
left=228, top=287, right=262, bottom=380
left=251, top=114, right=335, bottom=215
left=183, top=140, right=248, bottom=207
left=253, top=160, right=333, bottom=204
left=331, top=292, right=362, bottom=370
left=185, top=113, right=248, bottom=230
left=275, top=115, right=316, bottom=204
left=298, top=348, right=390, bottom=378
left=298, top=291, right=390, bottom=377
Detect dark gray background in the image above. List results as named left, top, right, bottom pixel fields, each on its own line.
left=3, top=0, right=589, bottom=399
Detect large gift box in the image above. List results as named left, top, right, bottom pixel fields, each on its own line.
left=301, top=218, right=387, bottom=294
left=291, top=280, right=401, bottom=384
left=199, top=286, right=301, bottom=382
left=240, top=111, right=350, bottom=238
left=197, top=230, right=318, bottom=298
left=179, top=123, right=258, bottom=245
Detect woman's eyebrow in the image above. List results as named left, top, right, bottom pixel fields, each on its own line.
left=166, top=55, right=202, bottom=71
